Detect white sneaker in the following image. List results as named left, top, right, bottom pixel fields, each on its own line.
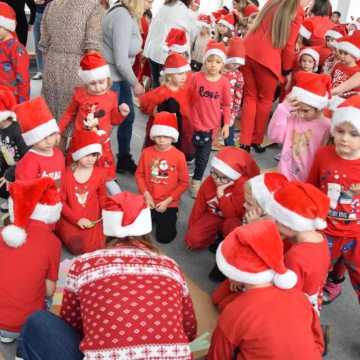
left=32, top=72, right=42, bottom=80
left=0, top=335, right=16, bottom=343
left=187, top=159, right=195, bottom=177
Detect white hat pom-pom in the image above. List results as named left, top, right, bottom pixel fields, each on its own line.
left=273, top=269, right=298, bottom=289
left=2, top=225, right=27, bottom=248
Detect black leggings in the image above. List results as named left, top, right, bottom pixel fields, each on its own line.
left=149, top=59, right=163, bottom=89
left=151, top=208, right=178, bottom=243
left=193, top=141, right=212, bottom=181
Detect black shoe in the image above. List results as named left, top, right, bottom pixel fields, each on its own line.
left=251, top=144, right=266, bottom=153
left=116, top=154, right=137, bottom=174
left=15, top=346, right=24, bottom=360
left=208, top=264, right=226, bottom=283
left=239, top=144, right=251, bottom=153
left=208, top=235, right=223, bottom=254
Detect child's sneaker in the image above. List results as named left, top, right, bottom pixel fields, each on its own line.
left=0, top=335, right=16, bottom=344
left=190, top=179, right=201, bottom=198
left=0, top=200, right=8, bottom=213
left=323, top=281, right=342, bottom=305
left=187, top=159, right=195, bottom=177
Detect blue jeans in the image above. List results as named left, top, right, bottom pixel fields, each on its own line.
left=33, top=12, right=44, bottom=72
left=112, top=80, right=135, bottom=158
left=20, top=311, right=83, bottom=360
left=224, top=125, right=235, bottom=146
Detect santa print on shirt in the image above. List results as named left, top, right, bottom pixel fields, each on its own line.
left=331, top=63, right=360, bottom=97
left=223, top=70, right=244, bottom=126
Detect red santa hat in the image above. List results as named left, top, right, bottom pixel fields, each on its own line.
left=331, top=95, right=360, bottom=135
left=216, top=220, right=297, bottom=289
left=290, top=71, right=331, bottom=110
left=204, top=41, right=227, bottom=63
left=102, top=192, right=152, bottom=238
left=325, top=24, right=348, bottom=40
left=248, top=172, right=288, bottom=212
left=267, top=182, right=330, bottom=232
left=336, top=35, right=360, bottom=60
left=211, top=8, right=229, bottom=23
left=150, top=111, right=179, bottom=142
left=164, top=28, right=187, bottom=53
left=243, top=4, right=259, bottom=17
left=0, top=85, right=16, bottom=123
left=226, top=37, right=245, bottom=65
left=2, top=177, right=62, bottom=248
left=163, top=53, right=191, bottom=75
left=0, top=2, right=16, bottom=32
left=299, top=18, right=315, bottom=40
left=217, top=14, right=235, bottom=31
left=198, top=14, right=211, bottom=29
left=14, top=97, right=59, bottom=146
left=79, top=52, right=111, bottom=83
left=211, top=147, right=260, bottom=181
left=298, top=47, right=320, bottom=71
left=70, top=130, right=102, bottom=161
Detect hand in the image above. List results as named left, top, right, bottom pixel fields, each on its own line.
left=350, top=184, right=360, bottom=196
left=77, top=218, right=93, bottom=229
left=133, top=82, right=145, bottom=97
left=119, top=103, right=130, bottom=117
left=286, top=95, right=302, bottom=111
left=244, top=207, right=263, bottom=224
left=144, top=191, right=155, bottom=209
left=229, top=280, right=244, bottom=293
left=216, top=181, right=234, bottom=198
left=0, top=177, right=8, bottom=189
left=155, top=197, right=172, bottom=213
left=221, top=125, right=230, bottom=140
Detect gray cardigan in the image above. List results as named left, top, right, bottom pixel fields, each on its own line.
left=102, top=6, right=142, bottom=85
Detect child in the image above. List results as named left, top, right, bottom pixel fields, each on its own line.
left=223, top=37, right=245, bottom=146
left=191, top=14, right=212, bottom=72
left=216, top=14, right=235, bottom=45
left=0, top=86, right=28, bottom=211
left=331, top=35, right=360, bottom=97
left=267, top=182, right=331, bottom=314
left=208, top=220, right=324, bottom=359
left=0, top=177, right=61, bottom=346
left=242, top=4, right=259, bottom=33
left=298, top=48, right=320, bottom=73
left=14, top=97, right=65, bottom=186
left=59, top=52, right=129, bottom=194
left=135, top=112, right=189, bottom=243
left=268, top=72, right=331, bottom=181
left=0, top=2, right=29, bottom=103
left=307, top=96, right=360, bottom=304
left=188, top=41, right=231, bottom=198
left=56, top=131, right=107, bottom=255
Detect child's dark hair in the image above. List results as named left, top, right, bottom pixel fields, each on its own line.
left=310, top=0, right=332, bottom=16
left=106, top=233, right=159, bottom=253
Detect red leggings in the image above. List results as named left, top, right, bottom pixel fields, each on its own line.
left=240, top=57, right=279, bottom=145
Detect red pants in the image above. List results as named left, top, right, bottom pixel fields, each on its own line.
left=240, top=57, right=279, bottom=145
left=212, top=279, right=240, bottom=313
left=185, top=213, right=242, bottom=250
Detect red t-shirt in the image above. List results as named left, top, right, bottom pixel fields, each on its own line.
left=0, top=221, right=61, bottom=332
left=135, top=145, right=189, bottom=208
left=308, top=145, right=360, bottom=237
left=331, top=63, right=360, bottom=97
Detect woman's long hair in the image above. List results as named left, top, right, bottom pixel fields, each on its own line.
left=250, top=0, right=299, bottom=48
left=121, top=0, right=145, bottom=19
left=310, top=0, right=331, bottom=16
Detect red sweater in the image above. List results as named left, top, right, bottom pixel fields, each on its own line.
left=208, top=286, right=324, bottom=360
left=331, top=63, right=360, bottom=97
left=188, top=72, right=231, bottom=132
left=135, top=145, right=189, bottom=208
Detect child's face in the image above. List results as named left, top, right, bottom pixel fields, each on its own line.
left=243, top=182, right=262, bottom=213
left=200, top=26, right=210, bottom=36
left=217, top=24, right=229, bottom=35
left=299, top=54, right=316, bottom=72
left=210, top=168, right=232, bottom=187
left=78, top=153, right=99, bottom=168
left=325, top=36, right=336, bottom=49
left=205, top=55, right=224, bottom=76
left=333, top=122, right=360, bottom=159
left=338, top=49, right=357, bottom=66
left=247, top=13, right=258, bottom=27
left=33, top=132, right=59, bottom=153
left=0, top=119, right=13, bottom=129
left=87, top=78, right=109, bottom=95
left=225, top=63, right=241, bottom=71
left=154, top=136, right=173, bottom=150
left=168, top=72, right=187, bottom=88
left=295, top=102, right=319, bottom=120
left=0, top=26, right=12, bottom=41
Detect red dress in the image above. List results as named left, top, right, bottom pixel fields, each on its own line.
left=55, top=166, right=107, bottom=255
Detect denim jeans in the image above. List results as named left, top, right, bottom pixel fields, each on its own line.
left=224, top=125, right=235, bottom=146
left=20, top=311, right=83, bottom=360
left=112, top=80, right=135, bottom=158
left=33, top=12, right=44, bottom=73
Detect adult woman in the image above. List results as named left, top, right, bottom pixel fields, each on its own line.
left=144, top=0, right=197, bottom=88
left=102, top=0, right=145, bottom=174
left=20, top=192, right=197, bottom=360
left=39, top=0, right=104, bottom=122
left=239, top=0, right=309, bottom=153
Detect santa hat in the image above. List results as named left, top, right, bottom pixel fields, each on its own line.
left=14, top=97, right=59, bottom=146
left=149, top=111, right=179, bottom=142
left=325, top=25, right=348, bottom=40
left=298, top=47, right=320, bottom=71
left=243, top=4, right=259, bottom=17
left=0, top=2, right=16, bottom=32
left=217, top=14, right=235, bottom=31
left=79, top=52, right=110, bottom=83
left=0, top=85, right=16, bottom=123
left=226, top=37, right=245, bottom=65
left=211, top=147, right=260, bottom=181
left=248, top=172, right=288, bottom=212
left=70, top=130, right=102, bottom=161
left=163, top=53, right=191, bottom=75
left=2, top=177, right=62, bottom=247
left=211, top=8, right=229, bottom=23
left=164, top=28, right=187, bottom=53
left=331, top=95, right=360, bottom=135
left=299, top=18, right=315, bottom=40
left=216, top=220, right=297, bottom=289
left=204, top=41, right=227, bottom=63
left=290, top=71, right=331, bottom=110
left=336, top=35, right=360, bottom=60
left=102, top=192, right=152, bottom=238
left=267, top=182, right=330, bottom=232
left=198, top=14, right=211, bottom=29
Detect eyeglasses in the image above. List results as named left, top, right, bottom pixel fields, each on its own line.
left=210, top=168, right=231, bottom=184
